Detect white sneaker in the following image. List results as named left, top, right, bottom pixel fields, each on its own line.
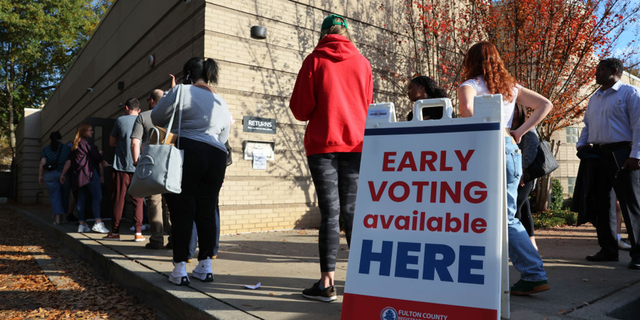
left=92, top=222, right=110, bottom=234
left=77, top=224, right=91, bottom=233
left=169, top=261, right=190, bottom=286
left=192, top=258, right=214, bottom=282
left=619, top=239, right=632, bottom=250
left=129, top=224, right=150, bottom=232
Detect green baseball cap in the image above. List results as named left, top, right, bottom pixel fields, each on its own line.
left=322, top=14, right=348, bottom=31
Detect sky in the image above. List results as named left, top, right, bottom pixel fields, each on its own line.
left=613, top=25, right=639, bottom=62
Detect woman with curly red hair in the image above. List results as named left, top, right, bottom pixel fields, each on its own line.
left=458, top=41, right=552, bottom=295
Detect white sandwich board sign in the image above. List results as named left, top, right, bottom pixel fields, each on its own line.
left=342, top=96, right=506, bottom=320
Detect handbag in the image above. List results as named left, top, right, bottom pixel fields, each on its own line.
left=44, top=147, right=61, bottom=171
left=524, top=130, right=559, bottom=181
left=128, top=84, right=185, bottom=198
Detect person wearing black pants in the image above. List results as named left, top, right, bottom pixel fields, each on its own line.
left=516, top=179, right=536, bottom=248
left=587, top=144, right=640, bottom=264
left=164, top=138, right=226, bottom=266
left=578, top=58, right=640, bottom=269
left=152, top=57, right=231, bottom=285
left=512, top=104, right=539, bottom=250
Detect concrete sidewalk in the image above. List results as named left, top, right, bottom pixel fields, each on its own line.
left=8, top=203, right=640, bottom=320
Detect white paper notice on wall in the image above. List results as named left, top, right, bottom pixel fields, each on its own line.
left=253, top=149, right=267, bottom=170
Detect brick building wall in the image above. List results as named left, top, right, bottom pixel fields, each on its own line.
left=25, top=0, right=414, bottom=233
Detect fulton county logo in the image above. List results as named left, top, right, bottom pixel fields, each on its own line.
left=380, top=307, right=398, bottom=320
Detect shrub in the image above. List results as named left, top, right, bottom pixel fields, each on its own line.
left=534, top=209, right=578, bottom=229
left=550, top=178, right=564, bottom=211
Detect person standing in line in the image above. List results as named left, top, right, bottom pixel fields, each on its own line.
left=289, top=14, right=373, bottom=302
left=512, top=104, right=539, bottom=251
left=60, top=122, right=109, bottom=233
left=405, top=75, right=449, bottom=121
left=39, top=131, right=71, bottom=225
left=131, top=89, right=172, bottom=249
left=103, top=98, right=145, bottom=242
left=152, top=57, right=230, bottom=286
left=458, top=41, right=552, bottom=295
left=577, top=58, right=640, bottom=269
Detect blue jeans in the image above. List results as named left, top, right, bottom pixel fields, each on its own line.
left=505, top=137, right=547, bottom=281
left=76, top=169, right=102, bottom=222
left=44, top=170, right=64, bottom=216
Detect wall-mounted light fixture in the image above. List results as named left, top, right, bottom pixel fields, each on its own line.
left=251, top=26, right=267, bottom=39
left=87, top=87, right=94, bottom=93
left=118, top=81, right=125, bottom=90
left=148, top=54, right=156, bottom=68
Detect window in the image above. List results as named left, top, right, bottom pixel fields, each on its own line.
left=566, top=127, right=580, bottom=144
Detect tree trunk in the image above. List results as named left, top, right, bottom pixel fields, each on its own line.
left=8, top=92, right=15, bottom=158
left=5, top=70, right=16, bottom=158
left=534, top=139, right=561, bottom=211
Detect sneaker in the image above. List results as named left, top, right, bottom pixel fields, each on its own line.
left=145, top=242, right=164, bottom=249
left=102, top=233, right=120, bottom=241
left=134, top=234, right=146, bottom=242
left=77, top=224, right=91, bottom=233
left=129, top=224, right=150, bottom=232
left=169, top=261, right=190, bottom=286
left=192, top=258, right=214, bottom=282
left=619, top=239, right=632, bottom=251
left=91, top=222, right=110, bottom=234
left=302, top=281, right=337, bottom=302
left=510, top=279, right=550, bottom=295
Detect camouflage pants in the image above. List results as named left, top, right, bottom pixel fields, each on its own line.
left=308, top=152, right=361, bottom=272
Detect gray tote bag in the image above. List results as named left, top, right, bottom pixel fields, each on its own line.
left=128, top=85, right=185, bottom=198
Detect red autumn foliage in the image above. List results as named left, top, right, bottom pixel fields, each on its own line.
left=380, top=0, right=640, bottom=140
left=482, top=0, right=640, bottom=140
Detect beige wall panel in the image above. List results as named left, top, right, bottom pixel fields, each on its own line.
left=42, top=0, right=204, bottom=140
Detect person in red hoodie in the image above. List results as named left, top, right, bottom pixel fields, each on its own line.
left=289, top=14, right=373, bottom=302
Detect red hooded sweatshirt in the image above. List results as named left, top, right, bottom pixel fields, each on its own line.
left=289, top=34, right=373, bottom=156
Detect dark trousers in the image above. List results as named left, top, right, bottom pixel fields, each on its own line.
left=516, top=179, right=535, bottom=237
left=592, top=146, right=640, bottom=259
left=111, top=171, right=143, bottom=233
left=308, top=152, right=361, bottom=272
left=165, top=138, right=226, bottom=263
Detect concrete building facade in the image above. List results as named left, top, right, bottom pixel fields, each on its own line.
left=18, top=0, right=411, bottom=233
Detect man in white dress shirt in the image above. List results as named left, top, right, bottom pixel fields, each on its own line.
left=577, top=58, right=640, bottom=269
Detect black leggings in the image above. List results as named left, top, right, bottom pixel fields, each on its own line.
left=516, top=179, right=535, bottom=237
left=308, top=152, right=361, bottom=272
left=165, top=138, right=227, bottom=263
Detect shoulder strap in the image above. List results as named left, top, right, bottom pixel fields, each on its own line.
left=163, top=84, right=183, bottom=148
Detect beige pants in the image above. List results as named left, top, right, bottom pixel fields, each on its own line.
left=147, top=194, right=171, bottom=244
